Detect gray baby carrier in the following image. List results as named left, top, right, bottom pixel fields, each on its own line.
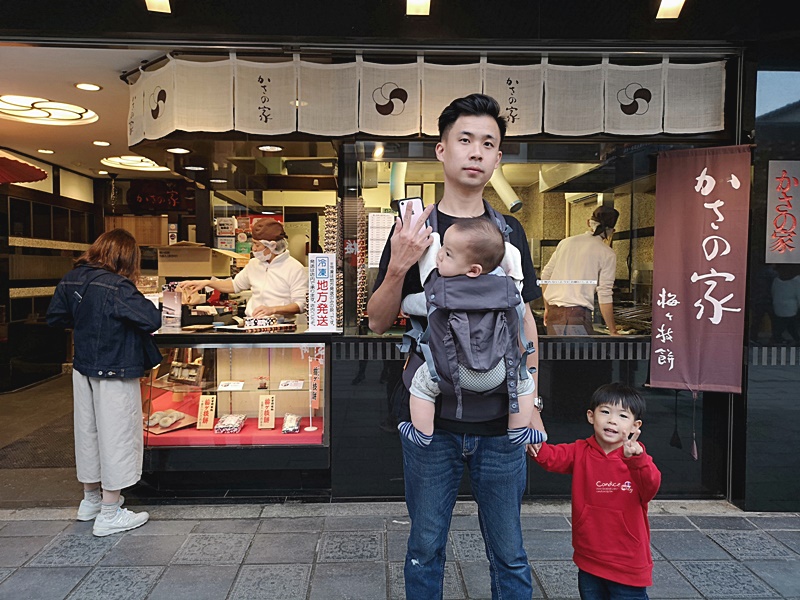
left=400, top=202, right=536, bottom=421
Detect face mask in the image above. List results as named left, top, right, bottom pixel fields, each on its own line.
left=253, top=249, right=269, bottom=262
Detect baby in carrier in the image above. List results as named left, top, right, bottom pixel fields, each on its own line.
left=398, top=216, right=547, bottom=448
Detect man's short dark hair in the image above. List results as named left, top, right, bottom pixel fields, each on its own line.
left=450, top=217, right=505, bottom=274
left=589, top=382, right=646, bottom=420
left=438, top=94, right=507, bottom=143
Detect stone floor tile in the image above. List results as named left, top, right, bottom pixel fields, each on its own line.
left=451, top=530, right=489, bottom=561
left=707, top=530, right=797, bottom=560
left=0, top=569, right=12, bottom=585
left=258, top=517, right=325, bottom=533
left=309, top=561, right=387, bottom=600
left=0, top=566, right=88, bottom=600
left=385, top=517, right=411, bottom=531
left=0, top=536, right=52, bottom=567
left=450, top=515, right=480, bottom=530
left=649, top=561, right=701, bottom=598
left=147, top=505, right=262, bottom=520
left=229, top=564, right=310, bottom=600
left=318, top=531, right=384, bottom=562
left=744, top=559, right=800, bottom=598
left=146, top=565, right=239, bottom=600
left=65, top=566, right=161, bottom=600
left=523, top=530, right=574, bottom=561
left=531, top=560, right=579, bottom=599
left=323, top=515, right=387, bottom=531
left=192, top=519, right=260, bottom=534
left=389, top=561, right=465, bottom=600
left=649, top=516, right=697, bottom=530
left=651, top=544, right=666, bottom=560
left=520, top=515, right=572, bottom=530
left=386, top=530, right=455, bottom=562
left=128, top=520, right=197, bottom=536
left=28, top=534, right=118, bottom=567
left=61, top=521, right=94, bottom=535
left=0, top=520, right=70, bottom=536
left=748, top=515, right=800, bottom=530
left=98, top=534, right=186, bottom=566
left=769, top=530, right=800, bottom=554
left=171, top=533, right=252, bottom=565
left=673, top=561, right=780, bottom=598
left=245, top=532, right=319, bottom=564
left=651, top=530, right=732, bottom=560
left=458, top=560, right=492, bottom=600
left=689, top=516, right=758, bottom=530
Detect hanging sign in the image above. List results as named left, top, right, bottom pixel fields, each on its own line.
left=765, top=161, right=800, bottom=263
left=307, top=253, right=337, bottom=332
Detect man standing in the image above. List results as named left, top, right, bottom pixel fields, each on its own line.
left=369, top=94, right=543, bottom=599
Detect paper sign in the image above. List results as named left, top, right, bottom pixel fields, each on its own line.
left=217, top=380, right=244, bottom=391
left=278, top=380, right=304, bottom=390
left=258, top=394, right=276, bottom=429
left=309, top=359, right=321, bottom=410
left=197, top=394, right=217, bottom=429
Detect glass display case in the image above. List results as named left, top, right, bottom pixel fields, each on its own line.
left=142, top=341, right=328, bottom=449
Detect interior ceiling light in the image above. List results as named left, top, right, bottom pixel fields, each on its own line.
left=166, top=147, right=190, bottom=154
left=291, top=100, right=309, bottom=107
left=101, top=155, right=169, bottom=172
left=184, top=165, right=205, bottom=171
left=75, top=83, right=102, bottom=92
left=406, top=0, right=431, bottom=15
left=0, top=95, right=98, bottom=125
left=209, top=178, right=228, bottom=183
left=656, top=0, right=685, bottom=19
left=37, top=149, right=55, bottom=154
left=258, top=145, right=283, bottom=152
left=373, top=144, right=385, bottom=159
left=98, top=170, right=109, bottom=175
left=145, top=0, right=171, bottom=13
left=93, top=141, right=110, bottom=147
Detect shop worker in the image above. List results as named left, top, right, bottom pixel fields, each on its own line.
left=47, top=229, right=162, bottom=536
left=540, top=204, right=620, bottom=336
left=369, top=93, right=542, bottom=600
left=179, top=218, right=308, bottom=317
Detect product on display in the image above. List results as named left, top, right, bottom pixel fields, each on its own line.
left=282, top=413, right=302, bottom=433
left=214, top=413, right=247, bottom=434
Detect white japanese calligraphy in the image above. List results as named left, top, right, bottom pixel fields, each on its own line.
left=695, top=167, right=716, bottom=196
left=704, top=199, right=725, bottom=230
left=702, top=235, right=731, bottom=261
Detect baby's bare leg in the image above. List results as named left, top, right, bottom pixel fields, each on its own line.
left=409, top=394, right=436, bottom=436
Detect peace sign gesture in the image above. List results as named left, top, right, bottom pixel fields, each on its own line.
left=623, top=427, right=643, bottom=457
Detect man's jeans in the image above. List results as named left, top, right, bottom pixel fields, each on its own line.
left=401, top=430, right=532, bottom=599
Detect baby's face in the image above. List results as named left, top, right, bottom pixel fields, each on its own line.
left=436, top=228, right=474, bottom=277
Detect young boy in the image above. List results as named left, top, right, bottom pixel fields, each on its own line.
left=532, top=382, right=661, bottom=600
left=398, top=216, right=547, bottom=448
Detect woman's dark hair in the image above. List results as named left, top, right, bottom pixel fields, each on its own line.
left=438, top=93, right=507, bottom=142
left=591, top=205, right=620, bottom=237
left=589, top=382, right=646, bottom=420
left=449, top=217, right=505, bottom=273
left=75, top=228, right=141, bottom=282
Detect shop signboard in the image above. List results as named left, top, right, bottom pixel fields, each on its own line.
left=650, top=146, right=751, bottom=394
left=765, top=160, right=800, bottom=263
left=307, top=253, right=337, bottom=332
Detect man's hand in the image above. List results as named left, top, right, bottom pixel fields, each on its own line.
left=252, top=305, right=274, bottom=317
left=177, top=280, right=210, bottom=295
left=623, top=428, right=643, bottom=457
left=389, top=203, right=435, bottom=274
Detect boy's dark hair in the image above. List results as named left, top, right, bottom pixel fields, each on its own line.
left=589, top=382, right=646, bottom=420
left=438, top=93, right=507, bottom=143
left=450, top=217, right=505, bottom=274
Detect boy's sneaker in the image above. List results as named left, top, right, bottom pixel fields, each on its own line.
left=92, top=507, right=149, bottom=537
left=76, top=495, right=125, bottom=521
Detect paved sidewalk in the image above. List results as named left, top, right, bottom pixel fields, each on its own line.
left=0, top=500, right=798, bottom=599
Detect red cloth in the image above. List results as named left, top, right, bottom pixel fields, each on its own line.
left=534, top=436, right=661, bottom=587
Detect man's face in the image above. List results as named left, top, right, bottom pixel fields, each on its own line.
left=435, top=114, right=502, bottom=191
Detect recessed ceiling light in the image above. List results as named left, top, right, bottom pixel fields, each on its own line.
left=145, top=0, right=171, bottom=13
left=166, top=147, right=191, bottom=154
left=100, top=155, right=169, bottom=172
left=0, top=95, right=98, bottom=125
left=258, top=145, right=283, bottom=152
left=98, top=170, right=108, bottom=175
left=93, top=140, right=110, bottom=147
left=75, top=83, right=102, bottom=92
left=184, top=165, right=205, bottom=171
left=261, top=211, right=276, bottom=215
left=209, top=178, right=228, bottom=183
left=406, top=0, right=431, bottom=15
left=656, top=0, right=685, bottom=18
left=37, top=149, right=55, bottom=154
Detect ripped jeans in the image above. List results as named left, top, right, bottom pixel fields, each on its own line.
left=401, top=430, right=532, bottom=599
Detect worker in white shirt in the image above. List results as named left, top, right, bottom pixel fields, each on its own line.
left=178, top=218, right=307, bottom=317
left=540, top=205, right=620, bottom=336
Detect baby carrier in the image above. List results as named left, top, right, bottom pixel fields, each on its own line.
left=400, top=201, right=536, bottom=421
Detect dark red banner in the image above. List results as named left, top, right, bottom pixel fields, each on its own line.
left=650, top=146, right=751, bottom=393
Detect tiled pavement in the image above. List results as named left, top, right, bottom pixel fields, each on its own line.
left=0, top=500, right=798, bottom=600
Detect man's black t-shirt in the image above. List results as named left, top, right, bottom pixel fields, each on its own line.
left=372, top=204, right=541, bottom=436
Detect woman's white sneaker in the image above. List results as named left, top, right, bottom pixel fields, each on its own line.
left=92, top=507, right=149, bottom=537
left=76, top=495, right=125, bottom=521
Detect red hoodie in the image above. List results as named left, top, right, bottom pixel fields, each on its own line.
left=534, top=436, right=661, bottom=587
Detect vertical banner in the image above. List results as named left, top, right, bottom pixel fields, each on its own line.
left=307, top=253, right=337, bottom=332
left=298, top=62, right=358, bottom=136
left=140, top=59, right=176, bottom=141
left=359, top=60, right=420, bottom=136
left=234, top=58, right=297, bottom=135
left=483, top=64, right=543, bottom=136
left=664, top=61, right=726, bottom=134
left=650, top=146, right=751, bottom=393
left=544, top=63, right=604, bottom=136
left=173, top=58, right=234, bottom=132
left=421, top=62, right=482, bottom=136
left=765, top=161, right=800, bottom=262
left=604, top=62, right=664, bottom=135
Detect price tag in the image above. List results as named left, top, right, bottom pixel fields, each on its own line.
left=218, top=380, right=244, bottom=391
left=197, top=395, right=217, bottom=430
left=258, top=394, right=276, bottom=429
left=278, top=380, right=304, bottom=390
